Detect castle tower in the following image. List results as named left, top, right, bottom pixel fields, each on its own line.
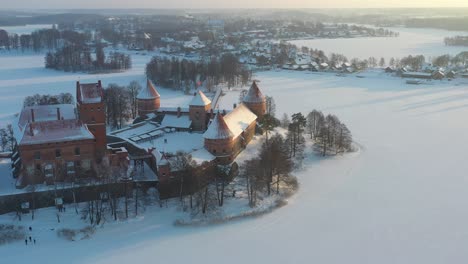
left=189, top=91, right=211, bottom=131
left=203, top=113, right=235, bottom=161
left=243, top=81, right=266, bottom=118
left=137, top=79, right=161, bottom=117
left=76, top=80, right=107, bottom=157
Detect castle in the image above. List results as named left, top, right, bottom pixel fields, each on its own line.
left=11, top=81, right=129, bottom=187
left=132, top=80, right=266, bottom=167
left=11, top=79, right=267, bottom=188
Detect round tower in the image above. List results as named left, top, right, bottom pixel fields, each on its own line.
left=137, top=79, right=161, bottom=117
left=203, top=113, right=235, bottom=163
left=243, top=81, right=266, bottom=118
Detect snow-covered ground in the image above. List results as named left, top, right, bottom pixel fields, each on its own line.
left=291, top=26, right=468, bottom=61
left=0, top=69, right=468, bottom=263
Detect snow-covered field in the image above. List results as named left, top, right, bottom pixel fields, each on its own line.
left=2, top=24, right=468, bottom=263
left=291, top=26, right=468, bottom=61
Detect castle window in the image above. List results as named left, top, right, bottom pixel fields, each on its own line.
left=55, top=149, right=61, bottom=158
left=213, top=149, right=217, bottom=154
left=74, top=147, right=80, bottom=156
left=91, top=116, right=95, bottom=123
left=223, top=149, right=226, bottom=153
left=36, top=164, right=41, bottom=171
left=34, top=151, right=41, bottom=160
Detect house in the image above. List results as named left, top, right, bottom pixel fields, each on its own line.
left=446, top=70, right=457, bottom=79
left=432, top=70, right=445, bottom=80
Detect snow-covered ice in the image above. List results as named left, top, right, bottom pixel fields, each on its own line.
left=291, top=26, right=468, bottom=61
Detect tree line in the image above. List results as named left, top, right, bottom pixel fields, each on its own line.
left=0, top=27, right=90, bottom=52
left=444, top=36, right=468, bottom=47
left=23, top=93, right=74, bottom=108
left=45, top=43, right=131, bottom=72
left=386, top=52, right=468, bottom=70
left=146, top=53, right=251, bottom=92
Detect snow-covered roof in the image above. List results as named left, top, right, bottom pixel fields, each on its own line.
left=20, top=119, right=95, bottom=145
left=203, top=113, right=235, bottom=140
left=77, top=81, right=103, bottom=104
left=224, top=104, right=257, bottom=138
left=189, top=91, right=211, bottom=106
left=191, top=148, right=216, bottom=165
left=161, top=114, right=192, bottom=129
left=15, top=104, right=77, bottom=144
left=18, top=104, right=76, bottom=131
left=151, top=149, right=168, bottom=166
left=111, top=122, right=160, bottom=140
left=243, top=81, right=265, bottom=104
left=137, top=79, right=160, bottom=100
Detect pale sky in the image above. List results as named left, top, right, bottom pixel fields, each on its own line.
left=2, top=0, right=468, bottom=9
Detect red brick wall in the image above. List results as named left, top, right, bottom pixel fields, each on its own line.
left=245, top=101, right=266, bottom=118
left=157, top=164, right=171, bottom=183
left=77, top=101, right=107, bottom=155
left=204, top=121, right=256, bottom=165
left=189, top=104, right=211, bottom=131
left=19, top=139, right=96, bottom=184
left=137, top=97, right=160, bottom=116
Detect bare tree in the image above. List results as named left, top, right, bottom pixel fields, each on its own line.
left=127, top=81, right=142, bottom=119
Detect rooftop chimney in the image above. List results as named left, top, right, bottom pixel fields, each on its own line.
left=177, top=107, right=181, bottom=118
left=29, top=124, right=34, bottom=136
left=98, top=80, right=102, bottom=87
left=57, top=107, right=61, bottom=121
left=233, top=103, right=237, bottom=109
left=30, top=109, right=35, bottom=123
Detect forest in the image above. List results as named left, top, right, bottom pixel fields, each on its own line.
left=45, top=44, right=131, bottom=72
left=146, top=53, right=251, bottom=92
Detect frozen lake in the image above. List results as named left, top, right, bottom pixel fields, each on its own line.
left=291, top=27, right=468, bottom=61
